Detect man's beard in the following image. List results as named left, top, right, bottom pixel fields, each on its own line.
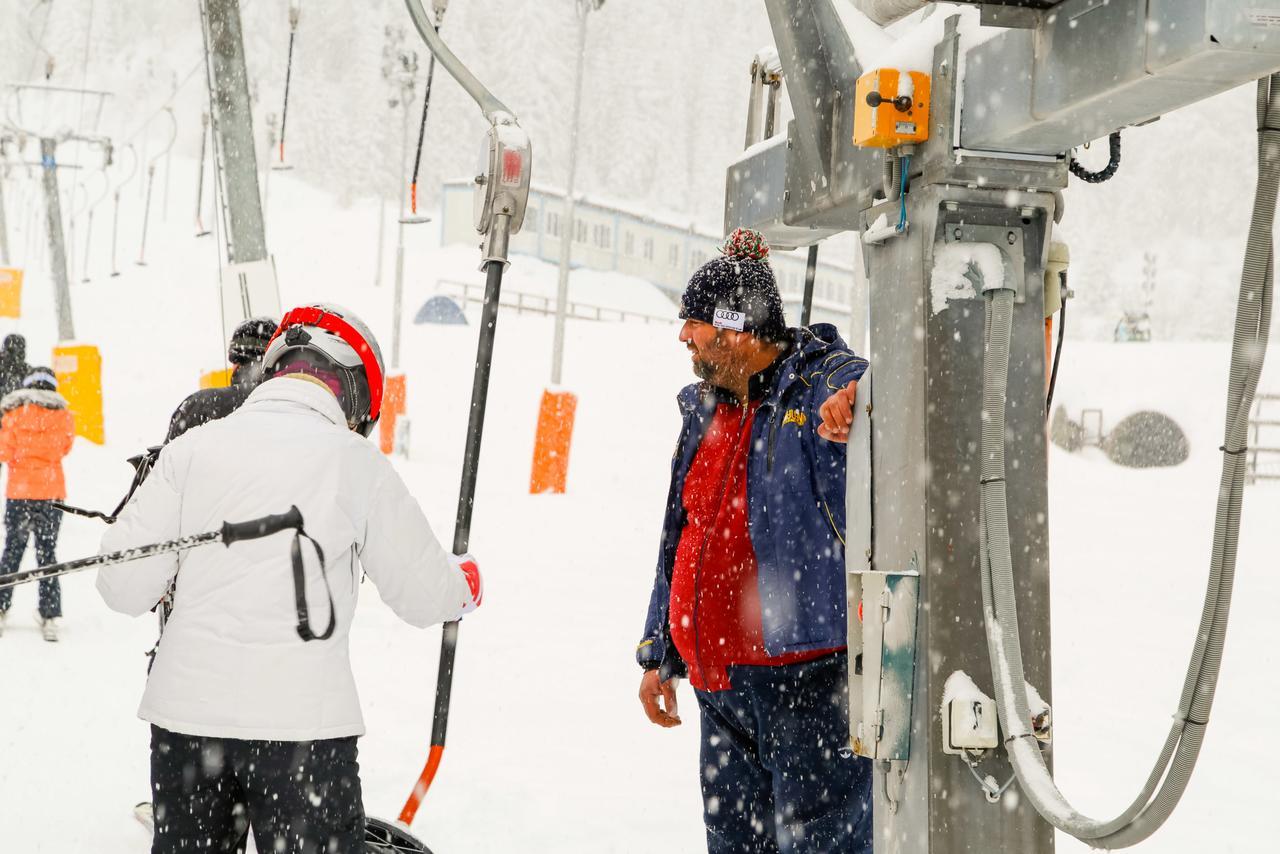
left=691, top=355, right=716, bottom=381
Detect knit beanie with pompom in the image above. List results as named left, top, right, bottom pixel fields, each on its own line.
left=679, top=227, right=787, bottom=341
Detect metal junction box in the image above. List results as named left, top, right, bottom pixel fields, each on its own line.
left=848, top=568, right=921, bottom=760
left=854, top=69, right=931, bottom=148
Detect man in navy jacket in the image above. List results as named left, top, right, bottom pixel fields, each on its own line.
left=636, top=228, right=872, bottom=853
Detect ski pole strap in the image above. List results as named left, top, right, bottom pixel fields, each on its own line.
left=52, top=500, right=117, bottom=523
left=217, top=505, right=334, bottom=642
left=290, top=529, right=335, bottom=642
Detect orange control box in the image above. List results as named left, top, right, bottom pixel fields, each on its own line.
left=853, top=69, right=931, bottom=148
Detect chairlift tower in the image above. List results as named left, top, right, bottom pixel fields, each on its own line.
left=202, top=0, right=268, bottom=266
left=723, top=1, right=1280, bottom=852
left=3, top=83, right=113, bottom=341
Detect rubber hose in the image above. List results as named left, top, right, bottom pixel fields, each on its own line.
left=977, top=73, right=1279, bottom=846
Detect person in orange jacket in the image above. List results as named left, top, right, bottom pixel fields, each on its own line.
left=0, top=367, right=75, bottom=641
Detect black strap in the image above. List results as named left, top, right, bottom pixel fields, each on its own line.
left=290, top=528, right=335, bottom=641
left=1219, top=444, right=1249, bottom=455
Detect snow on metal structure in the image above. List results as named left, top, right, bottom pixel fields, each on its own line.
left=724, top=2, right=1280, bottom=852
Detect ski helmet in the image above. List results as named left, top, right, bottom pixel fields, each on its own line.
left=228, top=316, right=279, bottom=365
left=261, top=304, right=385, bottom=437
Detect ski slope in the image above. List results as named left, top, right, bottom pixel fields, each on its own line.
left=0, top=163, right=1277, bottom=852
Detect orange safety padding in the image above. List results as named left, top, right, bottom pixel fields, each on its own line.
left=52, top=344, right=104, bottom=445
left=200, top=367, right=234, bottom=390
left=530, top=389, right=578, bottom=494
left=0, top=268, right=23, bottom=318
left=380, top=374, right=407, bottom=455
left=1045, top=317, right=1053, bottom=392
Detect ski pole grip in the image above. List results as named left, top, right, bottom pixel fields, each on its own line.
left=220, top=506, right=304, bottom=547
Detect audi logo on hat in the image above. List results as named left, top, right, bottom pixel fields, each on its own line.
left=713, top=308, right=745, bottom=332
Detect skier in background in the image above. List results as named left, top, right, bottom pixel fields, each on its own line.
left=0, top=367, right=76, bottom=641
left=635, top=229, right=872, bottom=853
left=98, top=304, right=482, bottom=854
left=0, top=334, right=32, bottom=399
left=166, top=316, right=278, bottom=441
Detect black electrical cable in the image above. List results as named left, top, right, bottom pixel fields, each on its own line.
left=1069, top=131, right=1121, bottom=183
left=1045, top=277, right=1067, bottom=419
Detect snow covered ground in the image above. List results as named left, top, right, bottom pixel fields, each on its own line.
left=0, top=164, right=1277, bottom=852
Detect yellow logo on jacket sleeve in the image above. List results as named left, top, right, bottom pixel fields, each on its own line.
left=782, top=409, right=807, bottom=428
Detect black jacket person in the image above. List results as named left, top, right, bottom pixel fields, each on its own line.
left=166, top=317, right=278, bottom=442
left=0, top=335, right=32, bottom=399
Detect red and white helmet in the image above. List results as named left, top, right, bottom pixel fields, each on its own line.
left=261, top=304, right=386, bottom=437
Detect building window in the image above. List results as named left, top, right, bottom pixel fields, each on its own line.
left=668, top=244, right=680, bottom=268
left=576, top=219, right=587, bottom=243
left=547, top=212, right=560, bottom=237
left=592, top=224, right=612, bottom=249
left=625, top=232, right=635, bottom=255
left=643, top=237, right=654, bottom=260
left=526, top=208, right=539, bottom=232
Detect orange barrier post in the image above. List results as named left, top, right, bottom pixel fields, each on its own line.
left=380, top=374, right=407, bottom=455
left=0, top=268, right=23, bottom=318
left=530, top=389, right=577, bottom=494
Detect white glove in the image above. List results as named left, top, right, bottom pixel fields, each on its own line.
left=451, top=552, right=482, bottom=617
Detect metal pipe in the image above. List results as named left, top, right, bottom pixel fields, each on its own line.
left=852, top=0, right=928, bottom=26
left=551, top=1, right=594, bottom=385
left=800, top=243, right=818, bottom=327
left=392, top=80, right=413, bottom=369
left=195, top=112, right=210, bottom=236
left=40, top=138, right=74, bottom=340
left=403, top=0, right=513, bottom=124
left=400, top=213, right=510, bottom=827
left=0, top=163, right=10, bottom=266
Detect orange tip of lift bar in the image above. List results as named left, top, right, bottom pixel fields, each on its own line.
left=398, top=743, right=444, bottom=825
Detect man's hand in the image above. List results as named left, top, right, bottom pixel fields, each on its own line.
left=817, top=380, right=858, bottom=443
left=639, top=670, right=682, bottom=727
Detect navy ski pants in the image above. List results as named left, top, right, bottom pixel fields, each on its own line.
left=149, top=725, right=365, bottom=854
left=695, top=653, right=872, bottom=854
left=0, top=499, right=62, bottom=619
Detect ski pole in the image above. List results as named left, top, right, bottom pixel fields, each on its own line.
left=0, top=506, right=304, bottom=591
left=399, top=216, right=507, bottom=826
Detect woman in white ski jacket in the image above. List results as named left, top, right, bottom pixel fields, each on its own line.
left=97, top=304, right=481, bottom=854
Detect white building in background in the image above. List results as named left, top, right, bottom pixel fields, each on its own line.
left=439, top=181, right=861, bottom=333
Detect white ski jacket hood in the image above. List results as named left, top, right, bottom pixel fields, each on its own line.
left=97, top=376, right=471, bottom=741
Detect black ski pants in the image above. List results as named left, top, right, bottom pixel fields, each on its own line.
left=695, top=653, right=873, bottom=854
left=150, top=725, right=365, bottom=854
left=0, top=498, right=61, bottom=619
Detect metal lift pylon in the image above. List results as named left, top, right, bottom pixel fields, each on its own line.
left=724, top=1, right=1280, bottom=851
